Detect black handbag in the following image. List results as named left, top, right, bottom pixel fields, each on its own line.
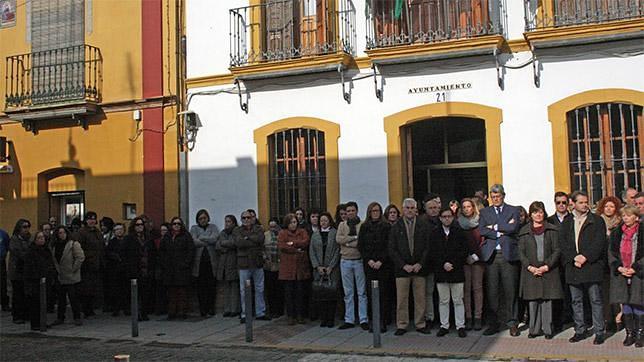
left=312, top=273, right=337, bottom=301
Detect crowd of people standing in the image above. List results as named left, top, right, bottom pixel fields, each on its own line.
left=0, top=185, right=642, bottom=350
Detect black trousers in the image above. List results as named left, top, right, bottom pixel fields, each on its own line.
left=58, top=283, right=81, bottom=321
left=365, top=267, right=392, bottom=326
left=283, top=280, right=306, bottom=318
left=264, top=270, right=284, bottom=317
left=11, top=280, right=26, bottom=321
left=318, top=300, right=337, bottom=323
left=152, top=277, right=167, bottom=314
left=485, top=251, right=520, bottom=327
left=27, top=283, right=42, bottom=330
left=196, top=272, right=216, bottom=315
left=0, top=258, right=9, bottom=310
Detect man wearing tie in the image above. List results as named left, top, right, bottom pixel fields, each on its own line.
left=479, top=184, right=522, bottom=336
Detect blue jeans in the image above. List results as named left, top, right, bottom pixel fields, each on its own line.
left=340, top=259, right=368, bottom=324
left=239, top=268, right=266, bottom=318
left=570, top=282, right=604, bottom=335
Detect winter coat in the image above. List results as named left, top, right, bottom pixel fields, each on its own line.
left=233, top=225, right=265, bottom=270
left=277, top=228, right=311, bottom=281
left=160, top=231, right=195, bottom=287
left=51, top=240, right=85, bottom=285
left=309, top=228, right=340, bottom=282
left=430, top=225, right=468, bottom=283
left=23, top=243, right=56, bottom=295
left=560, top=212, right=607, bottom=285
left=608, top=223, right=643, bottom=306
left=358, top=219, right=392, bottom=281
left=214, top=229, right=238, bottom=281
left=121, top=234, right=153, bottom=280
left=189, top=224, right=219, bottom=277
left=336, top=219, right=363, bottom=260
left=518, top=223, right=563, bottom=300
left=104, top=236, right=124, bottom=278
left=74, top=226, right=104, bottom=295
left=479, top=204, right=522, bottom=262
left=263, top=230, right=280, bottom=272
left=388, top=217, right=431, bottom=278
left=8, top=234, right=30, bottom=281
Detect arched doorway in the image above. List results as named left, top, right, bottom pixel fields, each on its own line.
left=404, top=117, right=488, bottom=202
left=384, top=102, right=503, bottom=205
left=38, top=167, right=85, bottom=226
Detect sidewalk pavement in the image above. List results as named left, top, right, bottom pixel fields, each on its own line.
left=1, top=311, right=641, bottom=361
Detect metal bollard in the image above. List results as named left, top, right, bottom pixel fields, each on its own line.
left=39, top=277, right=47, bottom=332
left=244, top=279, right=253, bottom=343
left=131, top=279, right=139, bottom=337
left=371, top=280, right=381, bottom=348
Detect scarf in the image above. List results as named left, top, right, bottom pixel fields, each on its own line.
left=347, top=216, right=361, bottom=236
left=602, top=214, right=621, bottom=234
left=620, top=223, right=638, bottom=268
left=457, top=214, right=479, bottom=230
left=531, top=223, right=545, bottom=235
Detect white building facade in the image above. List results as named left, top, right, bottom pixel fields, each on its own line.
left=186, top=0, right=643, bottom=224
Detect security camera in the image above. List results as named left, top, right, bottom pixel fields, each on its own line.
left=178, top=110, right=202, bottom=130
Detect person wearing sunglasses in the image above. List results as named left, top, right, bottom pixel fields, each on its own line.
left=122, top=216, right=155, bottom=321
left=8, top=219, right=32, bottom=324
left=189, top=210, right=219, bottom=317
left=233, top=210, right=271, bottom=323
left=547, top=192, right=571, bottom=227
left=160, top=217, right=195, bottom=320
left=547, top=191, right=573, bottom=332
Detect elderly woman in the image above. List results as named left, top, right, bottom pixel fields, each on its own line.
left=278, top=213, right=311, bottom=325
left=458, top=198, right=485, bottom=331
left=518, top=201, right=563, bottom=339
left=215, top=215, right=240, bottom=317
left=310, top=212, right=340, bottom=327
left=190, top=209, right=219, bottom=317
left=608, top=205, right=643, bottom=348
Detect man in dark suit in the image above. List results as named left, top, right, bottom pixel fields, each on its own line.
left=560, top=190, right=607, bottom=345
left=546, top=191, right=573, bottom=331
left=478, top=184, right=522, bottom=336
left=388, top=198, right=431, bottom=336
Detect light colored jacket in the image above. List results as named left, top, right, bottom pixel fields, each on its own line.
left=52, top=240, right=85, bottom=285
left=190, top=224, right=219, bottom=277
left=310, top=228, right=340, bottom=282
left=336, top=220, right=363, bottom=260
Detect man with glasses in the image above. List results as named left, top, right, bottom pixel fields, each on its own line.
left=233, top=210, right=270, bottom=323
left=547, top=191, right=573, bottom=332
left=74, top=211, right=104, bottom=318
left=479, top=184, right=522, bottom=336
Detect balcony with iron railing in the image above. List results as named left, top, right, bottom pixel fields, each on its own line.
left=229, top=0, right=356, bottom=77
left=523, top=0, right=643, bottom=47
left=365, top=0, right=505, bottom=64
left=5, top=44, right=102, bottom=110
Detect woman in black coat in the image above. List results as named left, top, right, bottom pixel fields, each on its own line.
left=518, top=201, right=563, bottom=339
left=358, top=202, right=392, bottom=332
left=160, top=217, right=195, bottom=319
left=23, top=231, right=55, bottom=330
left=121, top=217, right=154, bottom=321
left=608, top=206, right=643, bottom=348
left=104, top=223, right=126, bottom=316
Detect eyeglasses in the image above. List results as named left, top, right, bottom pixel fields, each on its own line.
left=556, top=201, right=568, bottom=205
left=241, top=216, right=252, bottom=220
left=171, top=222, right=182, bottom=226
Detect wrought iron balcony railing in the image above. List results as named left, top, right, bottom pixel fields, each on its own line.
left=366, top=0, right=503, bottom=49
left=524, top=0, right=643, bottom=31
left=229, top=0, right=356, bottom=67
left=5, top=44, right=102, bottom=109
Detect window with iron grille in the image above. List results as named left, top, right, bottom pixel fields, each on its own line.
left=568, top=103, right=643, bottom=205
left=268, top=128, right=327, bottom=220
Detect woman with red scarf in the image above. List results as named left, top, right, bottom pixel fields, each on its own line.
left=608, top=205, right=643, bottom=348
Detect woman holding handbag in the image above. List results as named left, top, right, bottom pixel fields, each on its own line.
left=310, top=212, right=340, bottom=327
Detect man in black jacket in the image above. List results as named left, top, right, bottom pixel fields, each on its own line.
left=560, top=190, right=607, bottom=345
left=546, top=191, right=573, bottom=332
left=388, top=198, right=431, bottom=336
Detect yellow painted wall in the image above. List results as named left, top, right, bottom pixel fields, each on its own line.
left=0, top=0, right=184, bottom=230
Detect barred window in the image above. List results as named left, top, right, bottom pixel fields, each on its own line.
left=568, top=103, right=643, bottom=205
left=268, top=128, right=326, bottom=219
